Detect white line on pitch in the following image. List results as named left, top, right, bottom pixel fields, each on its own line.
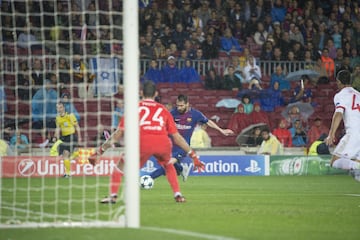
left=344, top=194, right=360, bottom=197
left=143, top=226, right=241, bottom=240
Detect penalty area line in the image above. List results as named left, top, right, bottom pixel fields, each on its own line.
left=143, top=226, right=240, bottom=240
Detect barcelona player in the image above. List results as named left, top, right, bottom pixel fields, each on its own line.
left=150, top=94, right=234, bottom=181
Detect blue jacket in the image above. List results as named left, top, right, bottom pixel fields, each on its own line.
left=32, top=87, right=58, bottom=122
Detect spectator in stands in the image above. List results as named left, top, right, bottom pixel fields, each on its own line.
left=246, top=126, right=263, bottom=147
left=198, top=1, right=211, bottom=28
left=143, top=59, right=163, bottom=84
left=56, top=57, right=71, bottom=85
left=206, top=10, right=221, bottom=35
left=172, top=23, right=189, bottom=50
left=327, top=39, right=338, bottom=60
left=313, top=6, right=329, bottom=27
left=313, top=22, right=330, bottom=51
left=31, top=79, right=58, bottom=144
left=257, top=128, right=282, bottom=155
left=320, top=48, right=335, bottom=80
left=312, top=57, right=330, bottom=84
left=182, top=39, right=196, bottom=59
left=220, top=28, right=242, bottom=55
left=70, top=54, right=95, bottom=84
left=61, top=93, right=80, bottom=123
left=152, top=38, right=167, bottom=59
left=190, top=123, right=212, bottom=148
left=285, top=105, right=307, bottom=130
left=271, top=0, right=286, bottom=22
left=17, top=61, right=33, bottom=100
left=229, top=3, right=245, bottom=27
left=249, top=102, right=272, bottom=129
left=277, top=31, right=294, bottom=60
left=272, top=119, right=292, bottom=147
left=204, top=68, right=222, bottom=90
left=289, top=119, right=307, bottom=147
left=270, top=64, right=290, bottom=91
left=260, top=40, right=274, bottom=61
left=160, top=25, right=174, bottom=48
left=243, top=56, right=262, bottom=84
left=31, top=59, right=45, bottom=92
left=201, top=33, right=219, bottom=59
left=187, top=8, right=204, bottom=32
left=260, top=80, right=286, bottom=112
left=231, top=20, right=245, bottom=44
left=221, top=65, right=242, bottom=91
left=9, top=128, right=30, bottom=155
left=289, top=25, right=304, bottom=46
left=352, top=64, right=360, bottom=91
left=227, top=104, right=251, bottom=135
left=179, top=59, right=201, bottom=83
left=350, top=48, right=360, bottom=68
left=307, top=117, right=329, bottom=147
left=17, top=22, right=43, bottom=51
left=289, top=76, right=314, bottom=106
left=239, top=47, right=250, bottom=69
left=243, top=12, right=259, bottom=38
left=2, top=15, right=14, bottom=42
left=161, top=55, right=181, bottom=83
left=140, top=34, right=154, bottom=59
left=240, top=94, right=253, bottom=114
left=223, top=56, right=243, bottom=76
left=253, top=22, right=268, bottom=47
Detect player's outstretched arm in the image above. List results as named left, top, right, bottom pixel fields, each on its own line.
left=172, top=132, right=205, bottom=171
left=206, top=119, right=234, bottom=136
left=88, top=128, right=123, bottom=165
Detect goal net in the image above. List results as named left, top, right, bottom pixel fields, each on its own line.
left=0, top=0, right=139, bottom=228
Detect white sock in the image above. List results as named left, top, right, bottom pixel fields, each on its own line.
left=174, top=192, right=182, bottom=197
left=332, top=158, right=360, bottom=170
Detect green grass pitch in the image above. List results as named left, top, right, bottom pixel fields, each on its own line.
left=1, top=175, right=360, bottom=240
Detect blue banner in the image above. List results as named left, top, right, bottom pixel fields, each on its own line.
left=140, top=155, right=269, bottom=176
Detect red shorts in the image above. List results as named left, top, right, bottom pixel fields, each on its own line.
left=140, top=134, right=173, bottom=167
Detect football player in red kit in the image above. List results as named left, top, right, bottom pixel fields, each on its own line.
left=89, top=81, right=204, bottom=203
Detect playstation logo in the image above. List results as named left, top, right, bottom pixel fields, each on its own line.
left=245, top=160, right=261, bottom=173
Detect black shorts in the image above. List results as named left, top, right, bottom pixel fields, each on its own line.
left=59, top=134, right=78, bottom=154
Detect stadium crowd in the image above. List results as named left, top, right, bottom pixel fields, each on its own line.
left=1, top=0, right=360, bottom=151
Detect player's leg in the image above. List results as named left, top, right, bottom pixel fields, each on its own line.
left=63, top=149, right=71, bottom=177
left=58, top=140, right=71, bottom=177
left=331, top=134, right=360, bottom=170
left=100, top=154, right=125, bottom=204
left=149, top=165, right=166, bottom=179
left=172, top=153, right=190, bottom=182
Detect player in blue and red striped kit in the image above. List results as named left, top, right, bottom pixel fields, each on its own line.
left=150, top=94, right=234, bottom=181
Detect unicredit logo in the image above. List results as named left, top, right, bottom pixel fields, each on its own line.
left=18, top=159, right=36, bottom=176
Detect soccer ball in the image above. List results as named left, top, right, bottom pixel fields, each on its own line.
left=140, top=175, right=154, bottom=190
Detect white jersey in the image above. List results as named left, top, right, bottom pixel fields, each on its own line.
left=334, top=87, right=360, bottom=134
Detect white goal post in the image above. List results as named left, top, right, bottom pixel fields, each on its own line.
left=0, top=0, right=139, bottom=228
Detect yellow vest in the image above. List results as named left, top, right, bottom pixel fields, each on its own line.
left=56, top=112, right=77, bottom=136
left=308, top=140, right=322, bottom=155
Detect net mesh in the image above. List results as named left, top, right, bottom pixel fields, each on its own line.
left=1, top=0, right=126, bottom=227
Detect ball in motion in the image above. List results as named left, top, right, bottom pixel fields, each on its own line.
left=140, top=175, right=154, bottom=190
